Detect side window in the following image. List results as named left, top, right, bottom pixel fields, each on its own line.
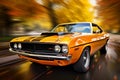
left=92, top=24, right=102, bottom=33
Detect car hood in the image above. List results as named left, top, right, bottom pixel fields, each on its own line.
left=10, top=32, right=79, bottom=44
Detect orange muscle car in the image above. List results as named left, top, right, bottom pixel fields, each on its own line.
left=9, top=22, right=109, bottom=72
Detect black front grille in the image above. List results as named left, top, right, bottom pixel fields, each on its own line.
left=10, top=42, right=63, bottom=54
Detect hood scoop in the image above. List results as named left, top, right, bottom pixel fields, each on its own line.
left=41, top=32, right=73, bottom=36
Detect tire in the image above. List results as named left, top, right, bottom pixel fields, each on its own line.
left=73, top=47, right=90, bottom=72
left=100, top=39, right=109, bottom=54
left=100, top=45, right=106, bottom=54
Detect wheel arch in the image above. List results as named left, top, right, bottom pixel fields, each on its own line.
left=83, top=45, right=91, bottom=53
left=82, top=45, right=91, bottom=56
left=73, top=45, right=91, bottom=72
left=75, top=45, right=91, bottom=63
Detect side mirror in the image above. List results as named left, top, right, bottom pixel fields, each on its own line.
left=96, top=30, right=101, bottom=33
left=93, top=30, right=101, bottom=33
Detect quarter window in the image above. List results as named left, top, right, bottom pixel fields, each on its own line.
left=92, top=24, right=102, bottom=33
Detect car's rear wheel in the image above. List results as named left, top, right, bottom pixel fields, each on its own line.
left=100, top=40, right=109, bottom=54
left=100, top=44, right=107, bottom=54
left=73, top=47, right=90, bottom=72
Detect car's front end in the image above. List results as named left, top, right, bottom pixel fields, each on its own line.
left=9, top=42, right=71, bottom=60
left=9, top=32, right=76, bottom=66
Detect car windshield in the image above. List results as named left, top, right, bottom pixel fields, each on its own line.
left=52, top=23, right=91, bottom=33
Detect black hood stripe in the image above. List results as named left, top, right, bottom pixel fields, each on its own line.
left=24, top=32, right=73, bottom=42
left=24, top=37, right=35, bottom=42
left=31, top=36, right=48, bottom=42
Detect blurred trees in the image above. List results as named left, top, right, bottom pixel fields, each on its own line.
left=36, top=0, right=59, bottom=27
left=0, top=0, right=46, bottom=18
left=97, top=0, right=120, bottom=33
left=37, top=0, right=94, bottom=26
left=54, top=0, right=94, bottom=23
left=0, top=0, right=94, bottom=36
left=0, top=5, right=12, bottom=36
left=1, top=0, right=120, bottom=36
left=0, top=0, right=46, bottom=36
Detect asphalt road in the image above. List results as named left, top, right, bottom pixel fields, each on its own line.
left=0, top=34, right=120, bottom=80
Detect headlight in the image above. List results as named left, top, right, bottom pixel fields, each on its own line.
left=14, top=43, right=17, bottom=49
left=54, top=45, right=61, bottom=53
left=18, top=43, right=22, bottom=49
left=62, top=45, right=68, bottom=53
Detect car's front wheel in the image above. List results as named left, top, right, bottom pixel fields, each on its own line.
left=73, top=47, right=90, bottom=72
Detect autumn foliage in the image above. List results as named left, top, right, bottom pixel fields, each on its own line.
left=0, top=0, right=120, bottom=35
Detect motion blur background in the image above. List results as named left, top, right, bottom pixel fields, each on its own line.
left=0, top=0, right=120, bottom=41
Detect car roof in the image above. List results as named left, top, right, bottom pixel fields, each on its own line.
left=58, top=22, right=93, bottom=25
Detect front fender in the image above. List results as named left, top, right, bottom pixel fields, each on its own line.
left=69, top=43, right=91, bottom=64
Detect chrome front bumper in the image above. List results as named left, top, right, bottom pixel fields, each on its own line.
left=9, top=48, right=71, bottom=60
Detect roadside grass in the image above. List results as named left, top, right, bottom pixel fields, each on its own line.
left=113, top=33, right=120, bottom=35
left=0, top=36, right=17, bottom=42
